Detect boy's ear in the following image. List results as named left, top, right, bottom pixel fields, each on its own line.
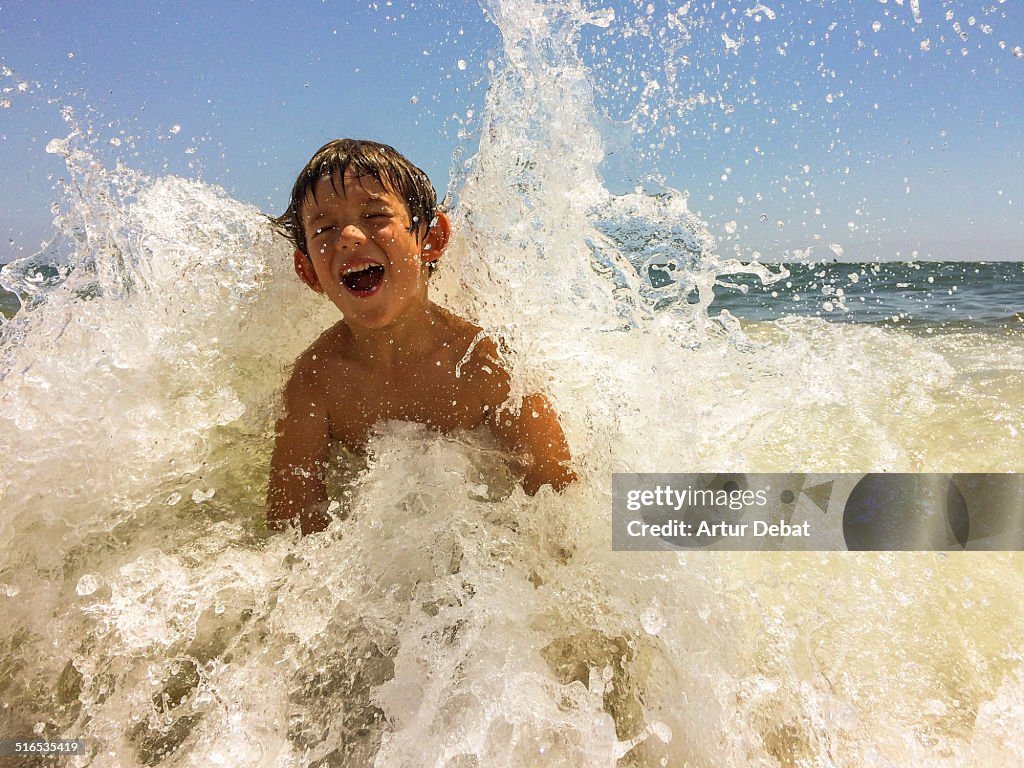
left=422, top=211, right=451, bottom=265
left=293, top=250, right=323, bottom=293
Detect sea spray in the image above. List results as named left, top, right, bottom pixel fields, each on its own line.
left=0, top=111, right=337, bottom=764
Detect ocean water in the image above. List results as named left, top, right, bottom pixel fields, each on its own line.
left=713, top=261, right=1024, bottom=331
left=2, top=2, right=1024, bottom=767
left=6, top=260, right=1023, bottom=331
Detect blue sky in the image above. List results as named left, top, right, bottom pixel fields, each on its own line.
left=1, top=0, right=1021, bottom=263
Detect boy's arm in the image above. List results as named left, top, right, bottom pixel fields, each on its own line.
left=492, top=391, right=578, bottom=495
left=267, top=359, right=332, bottom=535
left=470, top=338, right=576, bottom=494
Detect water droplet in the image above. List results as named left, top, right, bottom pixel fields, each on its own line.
left=457, top=59, right=467, bottom=71
left=0, top=583, right=21, bottom=597
left=828, top=699, right=859, bottom=730
left=76, top=573, right=103, bottom=596
left=641, top=598, right=665, bottom=635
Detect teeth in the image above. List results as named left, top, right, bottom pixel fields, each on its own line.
left=343, top=263, right=379, bottom=276
left=341, top=263, right=385, bottom=293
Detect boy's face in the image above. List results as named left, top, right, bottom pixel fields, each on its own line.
left=295, top=171, right=445, bottom=330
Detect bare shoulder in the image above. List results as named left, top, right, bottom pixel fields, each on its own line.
left=292, top=321, right=352, bottom=375
left=441, top=313, right=510, bottom=403
left=280, top=324, right=354, bottom=416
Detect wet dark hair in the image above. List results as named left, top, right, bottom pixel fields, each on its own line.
left=272, top=138, right=439, bottom=259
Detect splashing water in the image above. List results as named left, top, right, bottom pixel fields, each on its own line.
left=2, top=2, right=1024, bottom=767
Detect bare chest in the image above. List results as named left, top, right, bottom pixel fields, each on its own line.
left=325, top=359, right=496, bottom=449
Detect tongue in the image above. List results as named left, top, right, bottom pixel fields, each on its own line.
left=343, top=265, right=384, bottom=293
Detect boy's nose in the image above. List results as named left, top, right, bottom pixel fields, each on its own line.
left=338, top=223, right=367, bottom=247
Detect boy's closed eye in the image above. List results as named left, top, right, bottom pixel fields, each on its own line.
left=311, top=215, right=391, bottom=238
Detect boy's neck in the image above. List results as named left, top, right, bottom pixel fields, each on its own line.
left=344, top=300, right=449, bottom=368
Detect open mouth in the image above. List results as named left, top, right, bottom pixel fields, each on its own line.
left=341, top=264, right=385, bottom=295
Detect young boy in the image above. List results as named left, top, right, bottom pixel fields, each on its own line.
left=268, top=138, right=576, bottom=534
